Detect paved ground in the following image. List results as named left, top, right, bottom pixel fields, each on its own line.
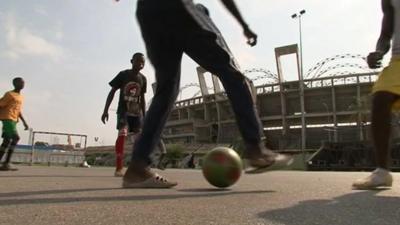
left=0, top=166, right=399, bottom=225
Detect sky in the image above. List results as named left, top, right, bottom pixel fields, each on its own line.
left=0, top=0, right=383, bottom=146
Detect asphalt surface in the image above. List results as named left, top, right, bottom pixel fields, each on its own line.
left=0, top=166, right=399, bottom=225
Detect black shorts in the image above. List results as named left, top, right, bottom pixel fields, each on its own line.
left=116, top=114, right=142, bottom=135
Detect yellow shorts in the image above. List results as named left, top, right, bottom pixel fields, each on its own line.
left=372, top=57, right=400, bottom=110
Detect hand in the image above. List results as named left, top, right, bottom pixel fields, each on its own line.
left=243, top=27, right=257, bottom=47
left=101, top=112, right=109, bottom=124
left=367, top=51, right=384, bottom=69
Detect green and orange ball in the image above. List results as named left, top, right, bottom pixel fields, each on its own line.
left=201, top=147, right=243, bottom=188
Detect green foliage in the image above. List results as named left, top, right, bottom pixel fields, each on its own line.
left=165, top=144, right=184, bottom=160
left=86, top=155, right=97, bottom=165
left=164, top=144, right=185, bottom=168
left=85, top=153, right=114, bottom=166
left=85, top=144, right=186, bottom=168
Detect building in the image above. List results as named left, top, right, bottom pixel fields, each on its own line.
left=163, top=71, right=380, bottom=151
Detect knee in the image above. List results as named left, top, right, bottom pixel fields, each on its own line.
left=166, top=81, right=180, bottom=96
left=11, top=135, right=20, bottom=146
left=210, top=65, right=243, bottom=80
left=1, top=138, right=11, bottom=148
left=154, top=85, right=180, bottom=104
left=118, top=127, right=128, bottom=137
left=372, top=92, right=399, bottom=110
left=1, top=138, right=11, bottom=147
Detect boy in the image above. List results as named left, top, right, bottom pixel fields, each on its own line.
left=0, top=77, right=29, bottom=171
left=353, top=0, right=400, bottom=189
left=102, top=53, right=147, bottom=176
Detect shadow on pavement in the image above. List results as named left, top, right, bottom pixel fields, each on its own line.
left=0, top=188, right=121, bottom=198
left=178, top=188, right=273, bottom=193
left=258, top=190, right=400, bottom=225
left=0, top=189, right=273, bottom=206
left=0, top=175, right=112, bottom=178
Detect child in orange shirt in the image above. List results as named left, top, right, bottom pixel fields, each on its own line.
left=0, top=77, right=29, bottom=171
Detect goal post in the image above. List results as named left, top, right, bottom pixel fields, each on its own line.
left=29, top=131, right=88, bottom=166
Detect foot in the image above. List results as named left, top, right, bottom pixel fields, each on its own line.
left=0, top=163, right=18, bottom=171
left=352, top=168, right=393, bottom=190
left=114, top=169, right=124, bottom=177
left=123, top=161, right=177, bottom=188
left=156, top=162, right=166, bottom=170
left=156, top=156, right=167, bottom=170
left=245, top=149, right=294, bottom=174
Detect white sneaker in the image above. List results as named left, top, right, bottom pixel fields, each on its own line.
left=352, top=168, right=393, bottom=190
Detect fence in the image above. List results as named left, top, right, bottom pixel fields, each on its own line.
left=7, top=130, right=88, bottom=166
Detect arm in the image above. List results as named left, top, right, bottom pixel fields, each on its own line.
left=101, top=88, right=117, bottom=124
left=0, top=93, right=10, bottom=108
left=19, top=113, right=29, bottom=130
left=220, top=0, right=257, bottom=46
left=377, top=0, right=394, bottom=54
left=141, top=75, right=147, bottom=117
left=140, top=93, right=146, bottom=118
left=367, top=0, right=394, bottom=68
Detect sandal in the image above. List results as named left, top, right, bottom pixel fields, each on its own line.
left=122, top=173, right=177, bottom=188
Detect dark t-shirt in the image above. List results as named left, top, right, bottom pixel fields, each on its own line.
left=109, top=69, right=147, bottom=116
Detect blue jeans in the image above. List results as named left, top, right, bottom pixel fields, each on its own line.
left=132, top=0, right=265, bottom=164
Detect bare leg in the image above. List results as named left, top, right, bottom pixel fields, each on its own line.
left=1, top=136, right=19, bottom=171
left=352, top=91, right=399, bottom=189
left=0, top=138, right=11, bottom=162
left=371, top=92, right=399, bottom=168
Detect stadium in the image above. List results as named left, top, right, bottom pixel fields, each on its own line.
left=161, top=46, right=400, bottom=170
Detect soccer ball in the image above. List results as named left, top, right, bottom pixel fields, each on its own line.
left=202, top=147, right=243, bottom=188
